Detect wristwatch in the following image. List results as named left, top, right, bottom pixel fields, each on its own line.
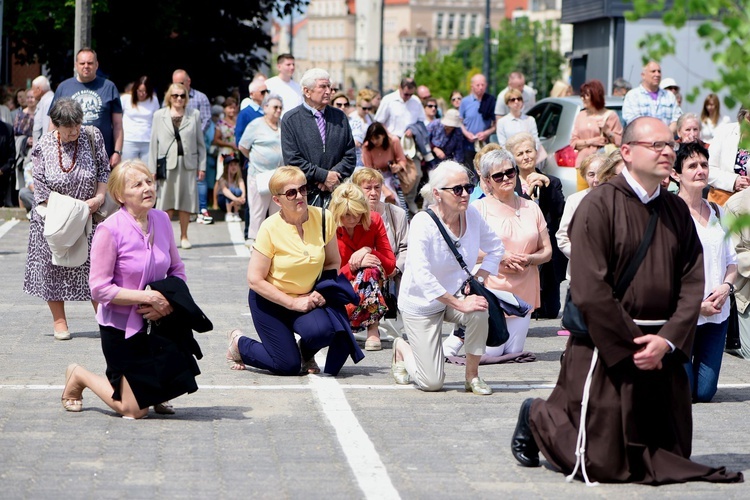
left=113, top=150, right=122, bottom=155
left=724, top=281, right=735, bottom=294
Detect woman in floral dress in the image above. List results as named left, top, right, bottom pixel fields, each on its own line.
left=23, top=98, right=110, bottom=340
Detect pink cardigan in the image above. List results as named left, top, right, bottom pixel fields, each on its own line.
left=90, top=208, right=186, bottom=338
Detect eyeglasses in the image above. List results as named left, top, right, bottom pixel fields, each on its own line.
left=171, top=94, right=186, bottom=99
left=334, top=102, right=350, bottom=108
left=360, top=106, right=372, bottom=111
left=425, top=104, right=437, bottom=109
left=627, top=141, right=680, bottom=152
left=440, top=184, right=475, bottom=196
left=269, top=105, right=282, bottom=110
left=402, top=93, right=414, bottom=99
left=490, top=169, right=517, bottom=183
left=280, top=185, right=308, bottom=200
left=260, top=89, right=270, bottom=95
left=451, top=96, right=462, bottom=101
left=507, top=97, right=523, bottom=103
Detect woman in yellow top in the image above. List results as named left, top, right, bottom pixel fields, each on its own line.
left=227, top=166, right=343, bottom=375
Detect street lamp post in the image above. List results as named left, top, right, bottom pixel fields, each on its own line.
left=378, top=0, right=385, bottom=92
left=483, top=0, right=491, bottom=87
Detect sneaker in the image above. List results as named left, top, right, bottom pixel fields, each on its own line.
left=199, top=209, right=213, bottom=225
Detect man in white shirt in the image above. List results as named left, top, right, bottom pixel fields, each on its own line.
left=265, top=53, right=302, bottom=117
left=31, top=75, right=54, bottom=143
left=374, top=78, right=426, bottom=138
left=495, top=72, right=536, bottom=119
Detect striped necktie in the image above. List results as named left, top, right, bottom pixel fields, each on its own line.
left=315, top=110, right=326, bottom=147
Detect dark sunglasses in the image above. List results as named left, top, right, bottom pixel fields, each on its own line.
left=426, top=104, right=437, bottom=108
left=490, top=168, right=517, bottom=182
left=507, top=97, right=523, bottom=103
left=334, top=102, right=350, bottom=108
left=260, top=89, right=270, bottom=95
left=451, top=96, right=462, bottom=101
left=281, top=185, right=308, bottom=200
left=171, top=94, right=186, bottom=99
left=360, top=106, right=372, bottom=111
left=440, top=184, right=475, bottom=196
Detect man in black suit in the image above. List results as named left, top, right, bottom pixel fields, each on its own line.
left=280, top=68, right=355, bottom=207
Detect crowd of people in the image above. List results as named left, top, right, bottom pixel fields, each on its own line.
left=16, top=48, right=747, bottom=485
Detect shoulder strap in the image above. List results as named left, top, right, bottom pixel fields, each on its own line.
left=613, top=208, right=659, bottom=299
left=85, top=126, right=96, bottom=161
left=321, top=206, right=326, bottom=244
left=709, top=201, right=721, bottom=219
left=425, top=208, right=472, bottom=278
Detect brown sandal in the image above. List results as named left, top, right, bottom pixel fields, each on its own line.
left=61, top=363, right=83, bottom=412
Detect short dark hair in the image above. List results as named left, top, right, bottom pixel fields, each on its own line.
left=130, top=75, right=155, bottom=105
left=400, top=78, right=416, bottom=91
left=364, top=122, right=389, bottom=151
left=277, top=53, right=295, bottom=64
left=580, top=79, right=605, bottom=110
left=49, top=97, right=84, bottom=128
left=76, top=47, right=97, bottom=62
left=674, top=142, right=709, bottom=174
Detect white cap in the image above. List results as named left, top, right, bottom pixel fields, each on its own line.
left=660, top=77, right=679, bottom=90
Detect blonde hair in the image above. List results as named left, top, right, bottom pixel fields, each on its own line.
left=166, top=83, right=189, bottom=108
left=578, top=153, right=607, bottom=179
left=504, top=88, right=523, bottom=104
left=597, top=149, right=623, bottom=184
left=473, top=143, right=503, bottom=170
left=351, top=167, right=384, bottom=187
left=329, top=182, right=371, bottom=230
left=108, top=160, right=152, bottom=205
left=268, top=166, right=306, bottom=196
left=549, top=80, right=572, bottom=98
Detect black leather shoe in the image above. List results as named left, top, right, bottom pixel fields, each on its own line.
left=511, top=398, right=540, bottom=467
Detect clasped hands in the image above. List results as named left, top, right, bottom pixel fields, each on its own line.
left=349, top=246, right=380, bottom=272
left=317, top=171, right=342, bottom=192
left=137, top=290, right=173, bottom=321
left=291, top=291, right=326, bottom=313
left=701, top=285, right=730, bottom=317
left=501, top=251, right=533, bottom=272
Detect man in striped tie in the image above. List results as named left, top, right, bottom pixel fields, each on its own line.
left=280, top=68, right=356, bottom=208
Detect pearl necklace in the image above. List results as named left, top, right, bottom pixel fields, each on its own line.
left=57, top=132, right=79, bottom=173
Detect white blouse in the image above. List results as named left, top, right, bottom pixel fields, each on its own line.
left=398, top=206, right=505, bottom=316
left=693, top=201, right=737, bottom=325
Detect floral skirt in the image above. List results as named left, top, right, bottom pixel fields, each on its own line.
left=346, top=267, right=387, bottom=329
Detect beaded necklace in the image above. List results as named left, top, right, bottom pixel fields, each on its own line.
left=57, top=131, right=79, bottom=173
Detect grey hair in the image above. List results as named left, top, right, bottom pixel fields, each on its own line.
left=612, top=77, right=631, bottom=92
left=676, top=112, right=700, bottom=130
left=49, top=98, right=84, bottom=128
left=248, top=75, right=266, bottom=94
left=419, top=160, right=471, bottom=205
left=505, top=132, right=536, bottom=155
left=479, top=149, right=516, bottom=178
left=262, top=93, right=283, bottom=108
left=300, top=68, right=331, bottom=90
left=32, top=75, right=51, bottom=92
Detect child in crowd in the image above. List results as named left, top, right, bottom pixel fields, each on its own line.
left=217, top=154, right=246, bottom=222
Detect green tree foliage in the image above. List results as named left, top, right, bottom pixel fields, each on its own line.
left=4, top=0, right=307, bottom=97
left=415, top=17, right=566, bottom=100
left=413, top=51, right=470, bottom=103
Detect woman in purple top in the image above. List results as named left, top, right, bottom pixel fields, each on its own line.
left=61, top=160, right=192, bottom=419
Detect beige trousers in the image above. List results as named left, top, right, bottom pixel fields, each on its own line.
left=401, top=305, right=488, bottom=391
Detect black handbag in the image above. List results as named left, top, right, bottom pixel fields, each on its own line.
left=156, top=138, right=176, bottom=181
left=382, top=279, right=398, bottom=319
left=425, top=208, right=509, bottom=347
left=562, top=207, right=659, bottom=338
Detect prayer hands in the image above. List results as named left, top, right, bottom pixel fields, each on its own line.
left=632, top=335, right=671, bottom=370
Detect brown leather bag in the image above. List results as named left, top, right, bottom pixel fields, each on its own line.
left=707, top=186, right=733, bottom=206
left=396, top=158, right=417, bottom=194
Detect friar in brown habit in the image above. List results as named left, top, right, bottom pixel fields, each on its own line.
left=510, top=117, right=743, bottom=485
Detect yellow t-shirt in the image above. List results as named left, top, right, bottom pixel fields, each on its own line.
left=253, top=207, right=335, bottom=296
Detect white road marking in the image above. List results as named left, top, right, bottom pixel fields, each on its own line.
left=0, top=219, right=20, bottom=239
left=226, top=220, right=250, bottom=258
left=308, top=373, right=401, bottom=500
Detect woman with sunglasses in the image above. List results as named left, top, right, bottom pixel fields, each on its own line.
left=444, top=150, right=551, bottom=357
left=450, top=91, right=463, bottom=110
left=391, top=160, right=504, bottom=395
left=228, top=166, right=359, bottom=376
left=238, top=93, right=284, bottom=242
left=349, top=90, right=375, bottom=166
left=496, top=88, right=539, bottom=148
left=506, top=132, right=566, bottom=320
left=149, top=83, right=206, bottom=249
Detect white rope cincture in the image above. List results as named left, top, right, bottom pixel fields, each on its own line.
left=565, top=346, right=600, bottom=487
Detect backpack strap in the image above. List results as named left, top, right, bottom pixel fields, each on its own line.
left=708, top=201, right=721, bottom=219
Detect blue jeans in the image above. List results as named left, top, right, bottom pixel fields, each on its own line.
left=685, top=320, right=728, bottom=403
left=197, top=178, right=208, bottom=212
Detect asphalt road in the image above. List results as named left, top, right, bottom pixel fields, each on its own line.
left=0, top=215, right=748, bottom=499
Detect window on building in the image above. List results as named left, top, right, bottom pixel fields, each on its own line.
left=470, top=14, right=478, bottom=37
left=447, top=13, right=455, bottom=39
left=459, top=14, right=466, bottom=38
left=436, top=13, right=444, bottom=39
